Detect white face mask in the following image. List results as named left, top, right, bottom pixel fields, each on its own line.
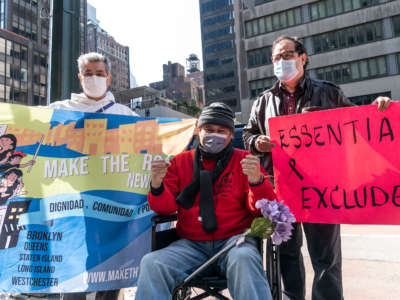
left=81, top=75, right=108, bottom=98
left=273, top=59, right=299, bottom=82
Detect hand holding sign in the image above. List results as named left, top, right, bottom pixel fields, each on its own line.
left=241, top=154, right=262, bottom=184
left=255, top=135, right=275, bottom=152
left=372, top=96, right=391, bottom=112
left=151, top=159, right=171, bottom=189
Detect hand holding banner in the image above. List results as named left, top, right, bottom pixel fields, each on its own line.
left=0, top=103, right=196, bottom=293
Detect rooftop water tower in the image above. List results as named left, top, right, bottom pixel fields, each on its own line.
left=186, top=54, right=201, bottom=74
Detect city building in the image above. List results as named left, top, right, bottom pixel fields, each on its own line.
left=186, top=54, right=206, bottom=107
left=80, top=0, right=88, bottom=54
left=199, top=0, right=241, bottom=112
left=86, top=3, right=130, bottom=94
left=187, top=71, right=206, bottom=107
left=149, top=58, right=205, bottom=107
left=0, top=0, right=87, bottom=106
left=0, top=0, right=49, bottom=106
left=236, top=0, right=400, bottom=121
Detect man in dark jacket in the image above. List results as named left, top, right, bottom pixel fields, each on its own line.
left=243, top=36, right=391, bottom=300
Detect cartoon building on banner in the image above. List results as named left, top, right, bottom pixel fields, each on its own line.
left=0, top=205, right=6, bottom=237
left=0, top=201, right=31, bottom=249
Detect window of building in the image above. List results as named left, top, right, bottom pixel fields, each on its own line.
left=5, top=85, right=10, bottom=101
left=40, top=54, right=47, bottom=67
left=245, top=7, right=302, bottom=38
left=0, top=83, right=4, bottom=101
left=221, top=57, right=234, bottom=64
left=204, top=25, right=234, bottom=41
left=0, top=0, right=5, bottom=28
left=0, top=38, right=5, bottom=64
left=206, top=85, right=236, bottom=98
left=255, top=0, right=275, bottom=5
left=312, top=21, right=383, bottom=54
left=206, top=71, right=235, bottom=82
left=243, top=0, right=275, bottom=8
left=0, top=38, right=28, bottom=104
left=205, top=40, right=234, bottom=54
left=0, top=61, right=4, bottom=77
left=249, top=77, right=275, bottom=98
left=11, top=0, right=41, bottom=41
left=42, top=27, right=48, bottom=46
left=21, top=68, right=27, bottom=82
left=393, top=15, right=400, bottom=37
left=223, top=85, right=235, bottom=93
left=310, top=0, right=382, bottom=21
left=203, top=12, right=234, bottom=27
left=5, top=41, right=11, bottom=61
left=206, top=57, right=234, bottom=68
left=12, top=14, right=19, bottom=34
left=349, top=91, right=391, bottom=105
left=314, top=55, right=388, bottom=84
left=247, top=46, right=272, bottom=68
left=33, top=95, right=39, bottom=105
left=201, top=0, right=233, bottom=14
left=397, top=53, right=400, bottom=73
left=10, top=66, right=22, bottom=80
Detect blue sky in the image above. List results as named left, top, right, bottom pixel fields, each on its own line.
left=88, top=0, right=203, bottom=86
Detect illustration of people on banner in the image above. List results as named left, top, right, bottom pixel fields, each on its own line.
left=0, top=131, right=42, bottom=251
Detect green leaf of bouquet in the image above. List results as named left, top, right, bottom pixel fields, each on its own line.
left=248, top=217, right=274, bottom=239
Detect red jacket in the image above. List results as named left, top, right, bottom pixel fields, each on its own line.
left=148, top=148, right=276, bottom=241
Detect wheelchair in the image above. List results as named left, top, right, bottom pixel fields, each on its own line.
left=151, top=214, right=282, bottom=300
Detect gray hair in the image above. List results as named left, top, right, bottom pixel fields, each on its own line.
left=77, top=52, right=111, bottom=74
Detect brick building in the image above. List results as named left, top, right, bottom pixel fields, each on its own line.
left=150, top=60, right=205, bottom=107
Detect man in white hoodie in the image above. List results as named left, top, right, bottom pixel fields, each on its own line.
left=49, top=52, right=138, bottom=117
left=57, top=53, right=137, bottom=300
left=3, top=53, right=137, bottom=300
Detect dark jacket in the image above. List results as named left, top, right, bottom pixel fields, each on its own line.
left=243, top=76, right=354, bottom=175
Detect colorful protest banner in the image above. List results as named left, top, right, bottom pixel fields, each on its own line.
left=0, top=103, right=196, bottom=293
left=269, top=102, right=400, bottom=225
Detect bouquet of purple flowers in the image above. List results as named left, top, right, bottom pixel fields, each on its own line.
left=248, top=199, right=296, bottom=245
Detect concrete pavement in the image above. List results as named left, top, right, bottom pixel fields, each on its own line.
left=304, top=225, right=400, bottom=300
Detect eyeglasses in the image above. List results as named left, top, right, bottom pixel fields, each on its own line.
left=271, top=50, right=297, bottom=63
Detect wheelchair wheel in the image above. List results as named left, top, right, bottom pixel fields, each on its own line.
left=172, top=286, right=191, bottom=300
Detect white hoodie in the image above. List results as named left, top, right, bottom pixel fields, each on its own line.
left=48, top=92, right=139, bottom=117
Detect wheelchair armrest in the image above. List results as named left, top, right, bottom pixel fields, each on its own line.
left=151, top=213, right=177, bottom=224
left=151, top=213, right=179, bottom=251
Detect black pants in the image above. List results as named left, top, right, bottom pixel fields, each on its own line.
left=62, top=290, right=119, bottom=300
left=280, top=223, right=343, bottom=300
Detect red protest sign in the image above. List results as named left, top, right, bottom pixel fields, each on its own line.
left=269, top=102, right=400, bottom=224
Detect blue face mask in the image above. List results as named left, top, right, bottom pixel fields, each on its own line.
left=202, top=133, right=228, bottom=154
left=273, top=59, right=299, bottom=82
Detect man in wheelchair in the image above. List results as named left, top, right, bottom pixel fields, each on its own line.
left=136, top=102, right=276, bottom=300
